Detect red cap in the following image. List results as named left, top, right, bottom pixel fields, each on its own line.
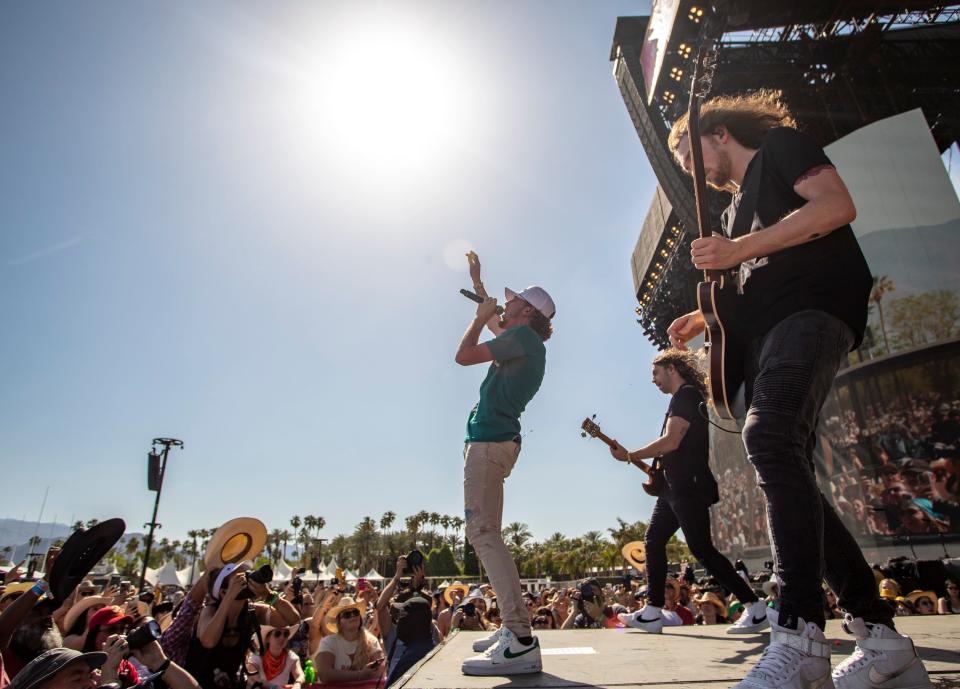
left=87, top=605, right=133, bottom=631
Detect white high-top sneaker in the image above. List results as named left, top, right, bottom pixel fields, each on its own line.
left=732, top=616, right=834, bottom=689
left=472, top=626, right=504, bottom=653
left=832, top=615, right=932, bottom=689
left=461, top=626, right=542, bottom=676
left=727, top=600, right=772, bottom=634
left=617, top=603, right=664, bottom=633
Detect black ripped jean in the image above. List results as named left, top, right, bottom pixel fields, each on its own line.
left=645, top=494, right=758, bottom=608
left=742, top=310, right=892, bottom=630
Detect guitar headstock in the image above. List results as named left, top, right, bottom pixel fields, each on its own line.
left=581, top=415, right=602, bottom=439
left=692, top=47, right=717, bottom=99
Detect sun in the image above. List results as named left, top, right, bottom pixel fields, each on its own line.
left=284, top=7, right=476, bottom=190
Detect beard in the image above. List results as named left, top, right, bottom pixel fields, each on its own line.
left=706, top=146, right=733, bottom=190
left=12, top=620, right=63, bottom=657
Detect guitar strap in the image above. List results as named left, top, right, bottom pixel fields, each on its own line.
left=724, top=150, right=763, bottom=240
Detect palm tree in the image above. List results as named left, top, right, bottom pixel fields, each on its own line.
left=379, top=512, right=396, bottom=533
left=871, top=275, right=895, bottom=354
left=84, top=519, right=99, bottom=529
left=502, top=522, right=532, bottom=559
left=280, top=530, right=292, bottom=562
left=353, top=517, right=378, bottom=572
left=72, top=521, right=85, bottom=533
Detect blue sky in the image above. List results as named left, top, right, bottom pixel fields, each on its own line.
left=0, top=1, right=676, bottom=545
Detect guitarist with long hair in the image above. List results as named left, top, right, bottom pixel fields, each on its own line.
left=608, top=349, right=766, bottom=634
left=667, top=90, right=930, bottom=689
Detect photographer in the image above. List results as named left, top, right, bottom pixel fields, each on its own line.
left=184, top=563, right=299, bottom=689
left=561, top=580, right=617, bottom=630
left=100, top=625, right=199, bottom=689
left=377, top=555, right=436, bottom=687
left=451, top=593, right=492, bottom=633
left=82, top=606, right=138, bottom=687
left=313, top=596, right=384, bottom=684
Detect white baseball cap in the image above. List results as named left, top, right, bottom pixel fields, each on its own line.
left=505, top=286, right=556, bottom=319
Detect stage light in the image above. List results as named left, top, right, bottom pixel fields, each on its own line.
left=662, top=90, right=676, bottom=103
left=669, top=66, right=684, bottom=82
left=688, top=6, right=704, bottom=22
left=677, top=43, right=693, bottom=59
left=660, top=249, right=669, bottom=258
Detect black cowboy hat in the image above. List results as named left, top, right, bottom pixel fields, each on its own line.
left=49, top=518, right=125, bottom=604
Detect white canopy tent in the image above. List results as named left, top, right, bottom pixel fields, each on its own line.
left=177, top=564, right=204, bottom=587
left=154, top=561, right=184, bottom=587
left=362, top=569, right=385, bottom=581
left=273, top=559, right=295, bottom=582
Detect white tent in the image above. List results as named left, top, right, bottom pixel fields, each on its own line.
left=273, top=560, right=295, bottom=582
left=177, top=564, right=204, bottom=587
left=325, top=558, right=339, bottom=573
left=362, top=569, right=385, bottom=581
left=342, top=570, right=358, bottom=582
left=154, top=561, right=184, bottom=587
left=143, top=566, right=159, bottom=586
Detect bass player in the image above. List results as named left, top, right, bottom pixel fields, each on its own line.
left=609, top=349, right=767, bottom=634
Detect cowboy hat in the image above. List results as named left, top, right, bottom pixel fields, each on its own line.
left=204, top=517, right=267, bottom=570
left=443, top=581, right=470, bottom=605
left=49, top=519, right=125, bottom=605
left=761, top=577, right=780, bottom=596
left=905, top=590, right=937, bottom=609
left=621, top=541, right=646, bottom=570
left=63, top=596, right=112, bottom=634
left=325, top=596, right=366, bottom=634
left=0, top=582, right=34, bottom=604
left=695, top=591, right=726, bottom=613
left=261, top=623, right=299, bottom=640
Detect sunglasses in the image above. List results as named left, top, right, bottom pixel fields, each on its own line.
left=338, top=609, right=361, bottom=620
left=272, top=629, right=291, bottom=638
left=78, top=590, right=98, bottom=597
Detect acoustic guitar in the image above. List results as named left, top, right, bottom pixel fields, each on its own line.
left=687, top=46, right=744, bottom=421
left=581, top=417, right=665, bottom=497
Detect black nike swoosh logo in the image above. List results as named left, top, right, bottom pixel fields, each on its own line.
left=751, top=615, right=767, bottom=624
left=638, top=616, right=661, bottom=623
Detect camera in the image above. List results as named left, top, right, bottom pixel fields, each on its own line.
left=292, top=576, right=304, bottom=605
left=579, top=582, right=597, bottom=603
left=126, top=618, right=162, bottom=651
left=404, top=550, right=424, bottom=574
left=248, top=564, right=274, bottom=585
left=459, top=602, right=476, bottom=617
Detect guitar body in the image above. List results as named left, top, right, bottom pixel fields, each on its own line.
left=697, top=276, right=745, bottom=420
left=643, top=458, right=665, bottom=497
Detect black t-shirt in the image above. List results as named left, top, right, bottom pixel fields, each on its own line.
left=662, top=384, right=718, bottom=503
left=722, top=127, right=873, bottom=348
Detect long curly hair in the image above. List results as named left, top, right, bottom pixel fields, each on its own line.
left=668, top=89, right=796, bottom=157
left=653, top=348, right=707, bottom=399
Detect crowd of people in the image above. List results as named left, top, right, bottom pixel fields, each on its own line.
left=2, top=542, right=956, bottom=689
left=820, top=392, right=960, bottom=537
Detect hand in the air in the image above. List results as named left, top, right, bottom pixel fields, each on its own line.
left=466, top=251, right=482, bottom=285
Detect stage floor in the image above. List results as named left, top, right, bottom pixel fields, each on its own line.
left=395, top=616, right=960, bottom=689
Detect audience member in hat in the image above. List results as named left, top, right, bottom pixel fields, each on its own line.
left=82, top=606, right=138, bottom=688
left=313, top=596, right=383, bottom=684
left=60, top=596, right=111, bottom=651
left=377, top=557, right=436, bottom=688
left=695, top=592, right=729, bottom=625
left=904, top=591, right=937, bottom=616
left=451, top=593, right=491, bottom=633
left=247, top=625, right=304, bottom=689
left=436, top=582, right=468, bottom=638
left=184, top=563, right=299, bottom=689
left=1, top=581, right=60, bottom=681
left=1, top=580, right=54, bottom=684
left=938, top=578, right=959, bottom=615
left=7, top=647, right=106, bottom=689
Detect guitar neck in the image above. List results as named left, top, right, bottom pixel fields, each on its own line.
left=590, top=430, right=653, bottom=476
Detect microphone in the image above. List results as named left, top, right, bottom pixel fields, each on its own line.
left=460, top=288, right=503, bottom=315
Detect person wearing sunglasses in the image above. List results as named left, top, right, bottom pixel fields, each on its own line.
left=247, top=625, right=303, bottom=689
left=313, top=596, right=383, bottom=684
left=938, top=579, right=960, bottom=614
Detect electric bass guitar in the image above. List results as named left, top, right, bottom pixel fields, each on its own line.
left=581, top=417, right=665, bottom=497
left=687, top=47, right=744, bottom=420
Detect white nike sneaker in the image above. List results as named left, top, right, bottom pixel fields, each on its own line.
left=472, top=626, right=504, bottom=653
left=618, top=604, right=664, bottom=633
left=731, top=616, right=834, bottom=689
left=832, top=615, right=932, bottom=689
left=727, top=600, right=772, bottom=634
left=461, top=626, right=542, bottom=676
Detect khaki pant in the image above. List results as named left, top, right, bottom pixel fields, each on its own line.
left=463, top=440, right=529, bottom=637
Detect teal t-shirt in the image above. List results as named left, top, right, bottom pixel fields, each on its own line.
left=465, top=325, right=546, bottom=443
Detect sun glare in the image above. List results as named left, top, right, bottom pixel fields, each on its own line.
left=286, top=8, right=476, bottom=190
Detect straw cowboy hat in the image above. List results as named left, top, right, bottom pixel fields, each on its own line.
left=261, top=623, right=300, bottom=641
left=621, top=541, right=646, bottom=570
left=325, top=596, right=366, bottom=634
left=204, top=517, right=267, bottom=570
left=63, top=596, right=112, bottom=634
left=762, top=577, right=780, bottom=596
left=443, top=582, right=470, bottom=605
left=905, top=590, right=937, bottom=609
left=695, top=591, right=727, bottom=614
